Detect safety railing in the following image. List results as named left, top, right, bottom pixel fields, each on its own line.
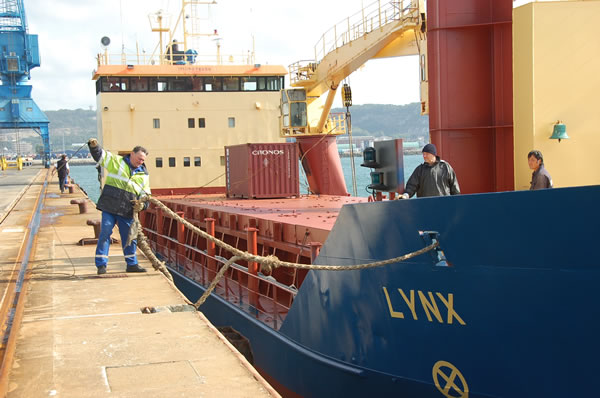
left=290, top=0, right=418, bottom=85
left=143, top=225, right=298, bottom=330
left=96, top=51, right=256, bottom=67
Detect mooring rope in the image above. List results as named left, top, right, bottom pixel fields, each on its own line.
left=129, top=196, right=439, bottom=308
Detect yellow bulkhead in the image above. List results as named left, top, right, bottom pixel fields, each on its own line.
left=513, top=0, right=600, bottom=189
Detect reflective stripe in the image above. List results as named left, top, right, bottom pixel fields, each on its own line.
left=95, top=254, right=109, bottom=258
left=124, top=254, right=136, bottom=258
left=107, top=172, right=129, bottom=183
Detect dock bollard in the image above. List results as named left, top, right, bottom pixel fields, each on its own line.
left=70, top=199, right=88, bottom=214
left=86, top=219, right=101, bottom=238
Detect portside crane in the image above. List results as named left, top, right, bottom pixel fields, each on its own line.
left=0, top=0, right=50, bottom=168
left=281, top=0, right=426, bottom=195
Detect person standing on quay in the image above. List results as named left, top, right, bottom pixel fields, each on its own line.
left=87, top=138, right=151, bottom=275
left=401, top=143, right=460, bottom=199
left=55, top=154, right=69, bottom=193
left=528, top=150, right=553, bottom=190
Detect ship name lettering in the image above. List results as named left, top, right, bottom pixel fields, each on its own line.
left=382, top=287, right=466, bottom=326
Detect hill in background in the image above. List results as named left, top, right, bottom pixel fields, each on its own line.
left=6, top=104, right=428, bottom=155
left=332, top=103, right=428, bottom=140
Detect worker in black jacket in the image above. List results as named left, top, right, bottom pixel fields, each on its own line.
left=55, top=154, right=69, bottom=193
left=401, top=144, right=460, bottom=198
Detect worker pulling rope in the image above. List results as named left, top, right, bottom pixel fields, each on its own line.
left=128, top=196, right=439, bottom=309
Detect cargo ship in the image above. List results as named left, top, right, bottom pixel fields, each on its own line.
left=92, top=0, right=600, bottom=396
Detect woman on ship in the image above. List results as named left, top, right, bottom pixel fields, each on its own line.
left=528, top=150, right=553, bottom=190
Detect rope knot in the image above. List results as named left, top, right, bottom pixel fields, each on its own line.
left=260, top=255, right=281, bottom=274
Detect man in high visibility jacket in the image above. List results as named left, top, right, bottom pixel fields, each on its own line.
left=88, top=138, right=151, bottom=275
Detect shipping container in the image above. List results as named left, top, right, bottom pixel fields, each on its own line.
left=225, top=143, right=300, bottom=199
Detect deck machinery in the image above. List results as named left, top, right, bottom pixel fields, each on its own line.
left=0, top=0, right=49, bottom=167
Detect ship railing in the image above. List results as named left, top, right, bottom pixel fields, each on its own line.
left=143, top=226, right=296, bottom=330
left=290, top=0, right=419, bottom=85
left=96, top=51, right=256, bottom=67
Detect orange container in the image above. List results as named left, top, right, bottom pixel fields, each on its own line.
left=225, top=143, right=300, bottom=199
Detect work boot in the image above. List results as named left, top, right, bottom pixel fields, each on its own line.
left=97, top=265, right=107, bottom=275
left=126, top=264, right=147, bottom=273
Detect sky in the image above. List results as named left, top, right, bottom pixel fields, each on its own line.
left=24, top=0, right=541, bottom=111
left=24, top=0, right=422, bottom=111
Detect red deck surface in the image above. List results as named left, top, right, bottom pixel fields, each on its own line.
left=158, top=194, right=367, bottom=232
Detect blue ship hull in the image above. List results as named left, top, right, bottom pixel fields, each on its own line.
left=171, top=185, right=600, bottom=397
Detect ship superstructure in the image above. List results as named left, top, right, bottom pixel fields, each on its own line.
left=93, top=64, right=286, bottom=193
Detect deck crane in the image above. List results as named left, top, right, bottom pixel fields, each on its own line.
left=0, top=0, right=50, bottom=168
left=281, top=0, right=426, bottom=195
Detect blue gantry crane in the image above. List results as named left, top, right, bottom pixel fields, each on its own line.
left=0, top=0, right=49, bottom=168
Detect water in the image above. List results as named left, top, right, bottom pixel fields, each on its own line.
left=68, top=164, right=101, bottom=203
left=69, top=155, right=424, bottom=202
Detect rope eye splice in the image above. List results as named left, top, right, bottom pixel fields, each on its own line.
left=130, top=196, right=440, bottom=309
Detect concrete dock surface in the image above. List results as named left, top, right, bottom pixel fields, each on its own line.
left=2, top=167, right=279, bottom=397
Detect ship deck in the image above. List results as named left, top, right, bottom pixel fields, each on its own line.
left=0, top=166, right=279, bottom=397
left=159, top=194, right=368, bottom=231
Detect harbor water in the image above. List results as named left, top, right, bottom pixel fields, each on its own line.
left=68, top=154, right=424, bottom=203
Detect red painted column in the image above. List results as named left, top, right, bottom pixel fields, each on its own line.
left=156, top=209, right=165, bottom=250
left=205, top=218, right=216, bottom=281
left=427, top=0, right=514, bottom=193
left=176, top=211, right=185, bottom=269
left=297, top=136, right=349, bottom=196
left=246, top=227, right=259, bottom=308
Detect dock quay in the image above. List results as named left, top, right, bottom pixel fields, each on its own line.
left=0, top=166, right=279, bottom=397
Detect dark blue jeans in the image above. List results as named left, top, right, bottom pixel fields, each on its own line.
left=95, top=211, right=137, bottom=268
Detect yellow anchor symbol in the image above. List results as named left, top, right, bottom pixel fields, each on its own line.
left=432, top=360, right=469, bottom=398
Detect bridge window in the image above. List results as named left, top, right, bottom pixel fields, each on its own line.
left=266, top=77, right=280, bottom=91
left=204, top=77, right=222, bottom=91
left=191, top=77, right=203, bottom=91
left=169, top=157, right=176, bottom=167
left=170, top=78, right=191, bottom=91
left=228, top=117, right=235, bottom=128
left=194, top=156, right=201, bottom=166
left=220, top=156, right=225, bottom=166
left=98, top=75, right=284, bottom=92
left=198, top=118, right=206, bottom=128
left=153, top=118, right=160, bottom=129
left=188, top=118, right=195, bottom=128
left=257, top=77, right=266, bottom=91
left=155, top=157, right=163, bottom=168
left=242, top=77, right=257, bottom=91
left=223, top=77, right=240, bottom=91
left=183, top=157, right=190, bottom=167
left=131, top=77, right=149, bottom=91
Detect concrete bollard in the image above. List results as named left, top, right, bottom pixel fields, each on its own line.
left=70, top=199, right=88, bottom=214
left=86, top=219, right=101, bottom=238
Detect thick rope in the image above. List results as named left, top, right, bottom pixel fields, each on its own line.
left=132, top=196, right=439, bottom=308
left=127, top=200, right=174, bottom=283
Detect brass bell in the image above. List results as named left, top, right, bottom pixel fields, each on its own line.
left=550, top=121, right=569, bottom=142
